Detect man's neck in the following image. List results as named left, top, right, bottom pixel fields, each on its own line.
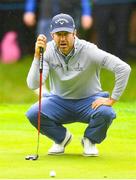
left=59, top=47, right=74, bottom=57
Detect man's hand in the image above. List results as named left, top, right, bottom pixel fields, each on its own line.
left=92, top=97, right=116, bottom=110
left=23, top=12, right=36, bottom=27
left=34, top=34, right=47, bottom=59
left=81, top=15, right=93, bottom=30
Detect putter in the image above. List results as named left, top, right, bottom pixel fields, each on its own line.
left=25, top=47, right=44, bottom=161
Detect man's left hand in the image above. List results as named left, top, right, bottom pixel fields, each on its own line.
left=92, top=97, right=116, bottom=110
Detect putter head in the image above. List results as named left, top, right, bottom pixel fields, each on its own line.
left=25, top=154, right=39, bottom=160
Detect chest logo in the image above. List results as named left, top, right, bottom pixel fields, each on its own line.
left=73, top=63, right=84, bottom=71
left=50, top=63, right=62, bottom=69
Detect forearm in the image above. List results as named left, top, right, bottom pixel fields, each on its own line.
left=111, top=63, right=131, bottom=100
left=97, top=50, right=131, bottom=100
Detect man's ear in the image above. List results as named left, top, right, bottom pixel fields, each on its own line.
left=74, top=30, right=77, bottom=37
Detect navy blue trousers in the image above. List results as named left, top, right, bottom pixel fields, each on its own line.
left=26, top=92, right=116, bottom=144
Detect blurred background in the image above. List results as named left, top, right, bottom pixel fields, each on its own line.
left=0, top=0, right=136, bottom=104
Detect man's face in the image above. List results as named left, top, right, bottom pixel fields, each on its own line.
left=51, top=31, right=76, bottom=55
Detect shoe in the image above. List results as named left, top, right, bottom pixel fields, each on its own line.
left=48, top=130, right=72, bottom=155
left=82, top=137, right=98, bottom=157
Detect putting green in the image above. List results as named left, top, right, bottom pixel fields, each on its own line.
left=0, top=103, right=136, bottom=179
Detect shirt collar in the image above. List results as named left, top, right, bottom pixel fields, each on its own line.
left=58, top=47, right=75, bottom=58
left=53, top=37, right=78, bottom=56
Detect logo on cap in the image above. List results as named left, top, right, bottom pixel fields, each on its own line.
left=50, top=13, right=75, bottom=33
left=55, top=18, right=69, bottom=25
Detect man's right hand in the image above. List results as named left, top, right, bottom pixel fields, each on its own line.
left=34, top=34, right=47, bottom=59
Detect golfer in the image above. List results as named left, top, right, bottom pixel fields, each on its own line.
left=26, top=13, right=131, bottom=156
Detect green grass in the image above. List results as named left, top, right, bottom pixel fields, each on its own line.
left=0, top=57, right=136, bottom=179
left=0, top=103, right=136, bottom=179
left=0, top=56, right=37, bottom=103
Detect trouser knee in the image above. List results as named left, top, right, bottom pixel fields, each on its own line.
left=95, top=106, right=116, bottom=126
left=26, top=108, right=38, bottom=128
left=85, top=106, right=116, bottom=143
left=26, top=108, right=66, bottom=143
left=26, top=108, right=54, bottom=134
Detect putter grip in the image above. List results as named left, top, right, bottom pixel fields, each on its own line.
left=39, top=47, right=44, bottom=71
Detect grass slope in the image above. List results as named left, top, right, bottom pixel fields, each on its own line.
left=0, top=103, right=136, bottom=179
